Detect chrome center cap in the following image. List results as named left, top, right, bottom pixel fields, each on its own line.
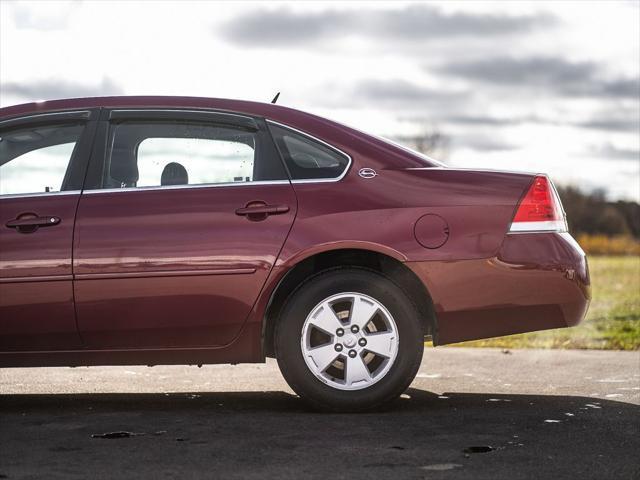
left=343, top=334, right=357, bottom=348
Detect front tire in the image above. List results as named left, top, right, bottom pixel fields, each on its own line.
left=275, top=268, right=424, bottom=411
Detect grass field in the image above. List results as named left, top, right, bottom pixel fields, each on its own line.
left=450, top=256, right=640, bottom=350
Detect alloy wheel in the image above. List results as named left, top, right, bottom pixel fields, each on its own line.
left=300, top=292, right=399, bottom=391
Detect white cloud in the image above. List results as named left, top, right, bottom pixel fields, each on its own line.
left=0, top=0, right=638, bottom=201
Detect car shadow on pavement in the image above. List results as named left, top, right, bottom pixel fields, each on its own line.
left=0, top=388, right=638, bottom=479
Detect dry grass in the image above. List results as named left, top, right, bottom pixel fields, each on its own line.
left=577, top=234, right=640, bottom=256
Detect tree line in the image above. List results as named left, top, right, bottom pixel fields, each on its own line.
left=393, top=129, right=638, bottom=239
left=557, top=186, right=639, bottom=238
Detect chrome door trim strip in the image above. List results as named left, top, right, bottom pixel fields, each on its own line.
left=81, top=180, right=291, bottom=195
left=0, top=190, right=82, bottom=200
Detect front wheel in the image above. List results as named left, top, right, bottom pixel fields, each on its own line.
left=275, top=268, right=424, bottom=411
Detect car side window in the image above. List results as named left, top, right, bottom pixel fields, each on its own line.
left=0, top=123, right=84, bottom=196
left=102, top=121, right=277, bottom=189
left=269, top=124, right=350, bottom=180
left=136, top=137, right=254, bottom=187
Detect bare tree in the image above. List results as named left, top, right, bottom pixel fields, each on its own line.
left=392, top=126, right=450, bottom=162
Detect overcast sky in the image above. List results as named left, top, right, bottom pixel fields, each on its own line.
left=1, top=1, right=638, bottom=200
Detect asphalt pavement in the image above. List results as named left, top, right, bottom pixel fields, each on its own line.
left=1, top=347, right=638, bottom=479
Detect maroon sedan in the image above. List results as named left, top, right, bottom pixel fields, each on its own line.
left=0, top=96, right=590, bottom=410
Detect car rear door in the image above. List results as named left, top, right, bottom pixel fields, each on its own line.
left=0, top=110, right=97, bottom=350
left=73, top=109, right=296, bottom=349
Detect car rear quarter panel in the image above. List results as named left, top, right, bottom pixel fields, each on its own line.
left=276, top=168, right=533, bottom=267
left=265, top=166, right=590, bottom=347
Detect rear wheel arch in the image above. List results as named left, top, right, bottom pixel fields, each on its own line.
left=262, top=248, right=437, bottom=358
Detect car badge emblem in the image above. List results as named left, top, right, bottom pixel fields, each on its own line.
left=358, top=168, right=378, bottom=179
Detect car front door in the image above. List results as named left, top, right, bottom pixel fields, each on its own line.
left=73, top=109, right=296, bottom=349
left=0, top=110, right=97, bottom=350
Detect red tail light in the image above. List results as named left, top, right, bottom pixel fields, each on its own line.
left=510, top=175, right=567, bottom=232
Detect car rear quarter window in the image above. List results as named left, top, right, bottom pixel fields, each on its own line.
left=0, top=123, right=84, bottom=196
left=268, top=123, right=350, bottom=180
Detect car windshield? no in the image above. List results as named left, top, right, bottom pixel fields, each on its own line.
left=269, top=124, right=350, bottom=180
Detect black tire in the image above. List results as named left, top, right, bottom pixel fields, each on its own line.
left=275, top=267, right=424, bottom=412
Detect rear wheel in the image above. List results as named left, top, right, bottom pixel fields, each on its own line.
left=275, top=268, right=424, bottom=411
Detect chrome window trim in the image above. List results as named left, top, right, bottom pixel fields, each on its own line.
left=0, top=190, right=82, bottom=200
left=0, top=110, right=91, bottom=127
left=266, top=119, right=352, bottom=183
left=82, top=180, right=291, bottom=195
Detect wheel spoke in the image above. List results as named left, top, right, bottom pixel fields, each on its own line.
left=345, top=354, right=371, bottom=386
left=306, top=343, right=339, bottom=372
left=349, top=296, right=379, bottom=330
left=364, top=331, right=396, bottom=358
left=308, top=303, right=343, bottom=335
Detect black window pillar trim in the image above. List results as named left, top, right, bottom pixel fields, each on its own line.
left=82, top=110, right=110, bottom=191
left=63, top=112, right=100, bottom=191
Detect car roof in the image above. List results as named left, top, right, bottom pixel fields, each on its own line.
left=0, top=96, right=439, bottom=169
left=1, top=95, right=310, bottom=122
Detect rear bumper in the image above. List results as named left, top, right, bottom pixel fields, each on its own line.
left=407, top=232, right=591, bottom=345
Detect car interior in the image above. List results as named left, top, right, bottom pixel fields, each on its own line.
left=160, top=162, right=189, bottom=186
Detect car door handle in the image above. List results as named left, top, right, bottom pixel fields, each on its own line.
left=6, top=215, right=61, bottom=233
left=235, top=204, right=290, bottom=216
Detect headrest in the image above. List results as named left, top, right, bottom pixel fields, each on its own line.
left=161, top=162, right=188, bottom=186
